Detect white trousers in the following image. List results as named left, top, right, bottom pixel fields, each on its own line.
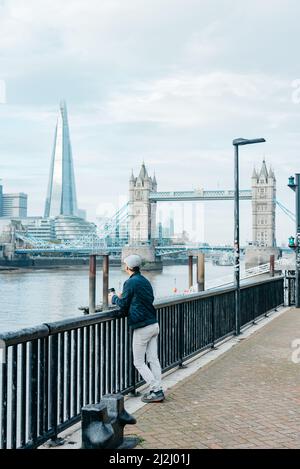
left=132, top=322, right=162, bottom=392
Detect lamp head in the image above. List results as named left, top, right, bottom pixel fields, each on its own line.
left=288, top=176, right=296, bottom=191
left=288, top=236, right=296, bottom=249
left=233, top=138, right=266, bottom=146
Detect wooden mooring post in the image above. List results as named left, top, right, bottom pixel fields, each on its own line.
left=197, top=253, right=205, bottom=292
left=102, top=254, right=109, bottom=311
left=88, top=253, right=110, bottom=314
left=89, top=255, right=96, bottom=314
left=188, top=255, right=193, bottom=288
left=270, top=254, right=275, bottom=277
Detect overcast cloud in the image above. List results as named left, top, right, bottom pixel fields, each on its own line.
left=0, top=0, right=299, bottom=244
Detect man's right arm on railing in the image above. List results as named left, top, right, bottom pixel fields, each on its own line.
left=110, top=280, right=134, bottom=317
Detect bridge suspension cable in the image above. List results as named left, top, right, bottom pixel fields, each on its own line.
left=97, top=203, right=129, bottom=240
left=276, top=200, right=295, bottom=222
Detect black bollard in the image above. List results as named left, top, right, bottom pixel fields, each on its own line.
left=81, top=393, right=139, bottom=449
left=81, top=402, right=114, bottom=449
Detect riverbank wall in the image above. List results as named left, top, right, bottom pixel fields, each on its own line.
left=0, top=257, right=194, bottom=270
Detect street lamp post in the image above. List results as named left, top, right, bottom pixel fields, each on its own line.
left=296, top=174, right=300, bottom=308
left=288, top=174, right=300, bottom=307
left=232, top=138, right=266, bottom=335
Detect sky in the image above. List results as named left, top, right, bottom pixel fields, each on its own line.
left=0, top=0, right=299, bottom=245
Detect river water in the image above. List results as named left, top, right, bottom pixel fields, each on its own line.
left=0, top=262, right=236, bottom=332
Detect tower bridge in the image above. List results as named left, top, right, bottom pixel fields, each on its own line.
left=149, top=189, right=252, bottom=202
left=127, top=161, right=275, bottom=248
left=122, top=160, right=278, bottom=269
left=14, top=160, right=286, bottom=270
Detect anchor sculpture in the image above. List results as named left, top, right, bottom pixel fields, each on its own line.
left=81, top=393, right=139, bottom=449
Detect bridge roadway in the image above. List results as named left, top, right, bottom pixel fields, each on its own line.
left=14, top=244, right=237, bottom=255
left=46, top=305, right=300, bottom=449
left=14, top=244, right=291, bottom=255
left=149, top=189, right=252, bottom=202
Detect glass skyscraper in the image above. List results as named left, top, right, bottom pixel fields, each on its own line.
left=44, top=101, right=78, bottom=218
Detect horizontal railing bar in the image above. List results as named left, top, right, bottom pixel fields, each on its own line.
left=0, top=325, right=49, bottom=346
left=56, top=415, right=81, bottom=436
left=20, top=430, right=57, bottom=449
left=44, top=310, right=119, bottom=335
left=241, top=304, right=284, bottom=330
left=161, top=359, right=186, bottom=374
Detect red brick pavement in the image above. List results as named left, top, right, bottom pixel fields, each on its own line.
left=125, top=308, right=300, bottom=449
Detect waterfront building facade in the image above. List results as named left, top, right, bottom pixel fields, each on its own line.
left=21, top=217, right=56, bottom=241
left=54, top=215, right=96, bottom=241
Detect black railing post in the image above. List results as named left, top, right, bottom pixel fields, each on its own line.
left=179, top=303, right=186, bottom=368
left=211, top=297, right=216, bottom=349
left=129, top=328, right=139, bottom=396
left=295, top=173, right=300, bottom=308
left=253, top=288, right=258, bottom=324
left=39, top=338, right=45, bottom=437
left=130, top=359, right=137, bottom=396
left=265, top=282, right=270, bottom=317
left=1, top=343, right=7, bottom=449
left=20, top=342, right=27, bottom=447
left=28, top=339, right=38, bottom=445
left=73, top=329, right=78, bottom=414
left=44, top=336, right=49, bottom=434
left=11, top=345, right=18, bottom=449
left=49, top=334, right=59, bottom=442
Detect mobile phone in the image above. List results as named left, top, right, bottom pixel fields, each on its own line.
left=108, top=288, right=115, bottom=293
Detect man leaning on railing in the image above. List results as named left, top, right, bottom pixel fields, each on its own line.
left=108, top=254, right=165, bottom=403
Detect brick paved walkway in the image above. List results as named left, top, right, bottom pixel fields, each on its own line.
left=125, top=308, right=300, bottom=449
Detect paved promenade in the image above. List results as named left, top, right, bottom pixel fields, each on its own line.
left=46, top=307, right=300, bottom=450
left=125, top=308, right=300, bottom=449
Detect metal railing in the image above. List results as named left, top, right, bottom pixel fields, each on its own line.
left=0, top=276, right=284, bottom=449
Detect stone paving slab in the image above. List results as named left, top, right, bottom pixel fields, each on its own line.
left=124, top=308, right=300, bottom=449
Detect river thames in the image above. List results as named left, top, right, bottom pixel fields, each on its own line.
left=0, top=262, right=237, bottom=332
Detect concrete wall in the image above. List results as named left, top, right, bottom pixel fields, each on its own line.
left=122, top=245, right=162, bottom=271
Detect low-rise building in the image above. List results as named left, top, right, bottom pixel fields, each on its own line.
left=0, top=181, right=28, bottom=218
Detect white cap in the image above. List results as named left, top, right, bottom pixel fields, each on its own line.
left=124, top=254, right=142, bottom=269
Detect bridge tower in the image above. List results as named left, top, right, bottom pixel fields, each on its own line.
left=128, top=163, right=157, bottom=243
left=245, top=160, right=280, bottom=268
left=252, top=160, right=276, bottom=247
left=122, top=163, right=162, bottom=270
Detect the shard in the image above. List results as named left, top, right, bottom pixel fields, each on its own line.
left=44, top=101, right=78, bottom=218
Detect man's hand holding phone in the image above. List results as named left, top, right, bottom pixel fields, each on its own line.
left=108, top=288, right=115, bottom=305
